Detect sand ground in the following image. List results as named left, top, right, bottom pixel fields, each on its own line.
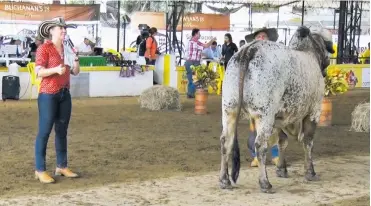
left=0, top=89, right=369, bottom=205
left=0, top=155, right=369, bottom=206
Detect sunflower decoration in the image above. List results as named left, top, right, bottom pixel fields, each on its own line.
left=324, top=67, right=349, bottom=96
left=191, top=64, right=219, bottom=90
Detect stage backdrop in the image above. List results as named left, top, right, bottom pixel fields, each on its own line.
left=0, top=2, right=99, bottom=21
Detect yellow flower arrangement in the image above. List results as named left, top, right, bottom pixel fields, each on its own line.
left=324, top=67, right=349, bottom=96
left=191, top=64, right=219, bottom=90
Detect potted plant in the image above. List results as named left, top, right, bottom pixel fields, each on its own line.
left=191, top=64, right=219, bottom=115
left=319, top=66, right=349, bottom=126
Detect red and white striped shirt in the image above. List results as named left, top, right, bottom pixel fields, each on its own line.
left=186, top=37, right=204, bottom=61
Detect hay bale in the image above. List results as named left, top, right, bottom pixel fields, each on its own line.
left=139, top=85, right=181, bottom=111
left=350, top=102, right=370, bottom=132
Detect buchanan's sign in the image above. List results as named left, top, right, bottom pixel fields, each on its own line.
left=179, top=13, right=230, bottom=31
left=0, top=2, right=99, bottom=21
left=3, top=4, right=51, bottom=12
left=131, top=12, right=230, bottom=31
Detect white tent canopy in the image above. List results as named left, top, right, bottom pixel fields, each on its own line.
left=121, top=0, right=370, bottom=9
left=0, top=20, right=99, bottom=25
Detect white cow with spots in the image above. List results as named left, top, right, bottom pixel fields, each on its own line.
left=219, top=26, right=335, bottom=193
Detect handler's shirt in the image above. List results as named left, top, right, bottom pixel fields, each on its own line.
left=186, top=37, right=204, bottom=62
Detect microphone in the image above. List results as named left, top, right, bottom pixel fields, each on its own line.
left=65, top=35, right=74, bottom=47
left=65, top=34, right=77, bottom=54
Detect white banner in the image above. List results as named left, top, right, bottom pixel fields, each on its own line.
left=361, top=68, right=370, bottom=87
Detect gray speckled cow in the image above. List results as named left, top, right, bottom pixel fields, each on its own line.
left=219, top=26, right=335, bottom=193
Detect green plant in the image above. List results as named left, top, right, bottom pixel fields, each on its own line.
left=191, top=64, right=219, bottom=90
left=324, top=67, right=349, bottom=97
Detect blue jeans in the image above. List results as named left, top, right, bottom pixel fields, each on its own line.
left=248, top=141, right=279, bottom=158
left=184, top=60, right=200, bottom=97
left=248, top=120, right=286, bottom=158
left=35, top=89, right=72, bottom=171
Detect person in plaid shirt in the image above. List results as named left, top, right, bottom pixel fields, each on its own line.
left=185, top=28, right=216, bottom=98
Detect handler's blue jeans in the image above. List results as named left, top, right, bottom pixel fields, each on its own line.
left=248, top=119, right=286, bottom=158
left=35, top=89, right=72, bottom=171
left=184, top=60, right=200, bottom=97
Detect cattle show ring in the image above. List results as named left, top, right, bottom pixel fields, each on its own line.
left=0, top=0, right=370, bottom=205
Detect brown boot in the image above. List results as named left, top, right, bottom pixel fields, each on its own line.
left=34, top=171, right=55, bottom=184
left=55, top=168, right=79, bottom=178
left=250, top=157, right=259, bottom=167
left=272, top=157, right=279, bottom=166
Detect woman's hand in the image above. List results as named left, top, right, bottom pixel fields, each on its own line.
left=71, top=57, right=80, bottom=76
left=56, top=65, right=66, bottom=75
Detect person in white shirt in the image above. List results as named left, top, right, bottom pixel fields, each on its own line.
left=77, top=37, right=94, bottom=56
left=202, top=41, right=221, bottom=60
left=202, top=41, right=221, bottom=67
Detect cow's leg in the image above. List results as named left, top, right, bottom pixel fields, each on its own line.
left=276, top=129, right=289, bottom=178
left=302, top=116, right=320, bottom=181
left=254, top=117, right=274, bottom=193
left=219, top=108, right=238, bottom=189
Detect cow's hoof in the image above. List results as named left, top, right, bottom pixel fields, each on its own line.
left=305, top=173, right=320, bottom=182
left=259, top=180, right=273, bottom=193
left=276, top=168, right=288, bottom=178
left=260, top=187, right=275, bottom=194
left=219, top=179, right=232, bottom=189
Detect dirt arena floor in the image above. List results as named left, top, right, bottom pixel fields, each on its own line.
left=0, top=89, right=369, bottom=205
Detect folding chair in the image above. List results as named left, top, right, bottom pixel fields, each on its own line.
left=26, top=62, right=41, bottom=100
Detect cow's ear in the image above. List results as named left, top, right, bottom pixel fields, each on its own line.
left=298, top=26, right=310, bottom=38
left=325, top=41, right=335, bottom=54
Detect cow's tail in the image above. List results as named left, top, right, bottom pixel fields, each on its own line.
left=231, top=133, right=240, bottom=184
left=231, top=42, right=258, bottom=184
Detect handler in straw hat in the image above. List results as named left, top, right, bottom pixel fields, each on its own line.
left=244, top=27, right=279, bottom=43
left=34, top=17, right=80, bottom=183
left=244, top=27, right=288, bottom=167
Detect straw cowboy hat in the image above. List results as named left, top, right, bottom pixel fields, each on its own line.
left=245, top=27, right=279, bottom=43
left=38, top=17, right=77, bottom=39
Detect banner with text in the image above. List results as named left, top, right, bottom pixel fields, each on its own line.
left=131, top=12, right=230, bottom=31
left=179, top=13, right=230, bottom=31
left=0, top=2, right=99, bottom=21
